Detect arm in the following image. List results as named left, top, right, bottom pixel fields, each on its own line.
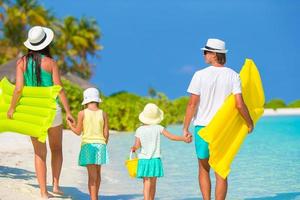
left=131, top=137, right=141, bottom=152
left=103, top=112, right=109, bottom=144
left=162, top=129, right=191, bottom=142
left=7, top=59, right=25, bottom=119
left=235, top=93, right=254, bottom=133
left=183, top=94, right=199, bottom=136
left=52, top=60, right=74, bottom=123
left=67, top=111, right=84, bottom=135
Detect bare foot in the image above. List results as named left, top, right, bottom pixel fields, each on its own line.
left=41, top=192, right=54, bottom=199
left=52, top=187, right=64, bottom=196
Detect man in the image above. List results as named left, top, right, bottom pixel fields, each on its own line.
left=183, top=38, right=253, bottom=200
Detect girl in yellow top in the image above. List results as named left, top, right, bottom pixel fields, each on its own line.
left=68, top=87, right=109, bottom=200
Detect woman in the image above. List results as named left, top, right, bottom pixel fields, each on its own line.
left=7, top=26, right=74, bottom=199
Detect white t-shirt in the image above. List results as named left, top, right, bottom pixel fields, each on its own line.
left=187, top=66, right=242, bottom=126
left=135, top=124, right=164, bottom=159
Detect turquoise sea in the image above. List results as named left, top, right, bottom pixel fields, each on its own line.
left=96, top=116, right=300, bottom=200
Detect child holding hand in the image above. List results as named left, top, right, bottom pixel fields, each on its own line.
left=131, top=103, right=191, bottom=200
left=68, top=88, right=109, bottom=200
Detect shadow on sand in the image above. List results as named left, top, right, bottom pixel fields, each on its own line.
left=0, top=165, right=35, bottom=180
left=28, top=184, right=142, bottom=200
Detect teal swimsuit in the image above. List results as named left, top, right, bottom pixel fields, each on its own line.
left=23, top=55, right=53, bottom=87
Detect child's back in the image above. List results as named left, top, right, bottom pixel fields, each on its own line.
left=136, top=124, right=164, bottom=159
left=82, top=108, right=106, bottom=145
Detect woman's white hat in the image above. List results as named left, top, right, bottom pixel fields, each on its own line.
left=82, top=87, right=102, bottom=105
left=24, top=26, right=54, bottom=51
left=201, top=38, right=228, bottom=53
left=139, top=103, right=164, bottom=125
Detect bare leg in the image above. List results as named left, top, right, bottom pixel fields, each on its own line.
left=198, top=159, right=211, bottom=200
left=31, top=137, right=50, bottom=198
left=96, top=165, right=101, bottom=198
left=87, top=165, right=98, bottom=200
left=215, top=172, right=228, bottom=200
left=149, top=177, right=157, bottom=200
left=48, top=125, right=64, bottom=195
left=143, top=178, right=151, bottom=200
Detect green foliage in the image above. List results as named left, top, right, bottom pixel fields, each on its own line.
left=60, top=86, right=189, bottom=132
left=101, top=92, right=146, bottom=131
left=287, top=100, right=300, bottom=108
left=264, top=99, right=286, bottom=109
left=0, top=1, right=102, bottom=79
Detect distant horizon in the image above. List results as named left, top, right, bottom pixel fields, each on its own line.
left=42, top=0, right=300, bottom=102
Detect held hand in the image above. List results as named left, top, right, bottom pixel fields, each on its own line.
left=66, top=119, right=74, bottom=128
left=183, top=135, right=192, bottom=143
left=7, top=107, right=15, bottom=119
left=66, top=113, right=75, bottom=125
left=183, top=129, right=193, bottom=143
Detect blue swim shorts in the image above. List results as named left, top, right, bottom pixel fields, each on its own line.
left=194, top=126, right=209, bottom=159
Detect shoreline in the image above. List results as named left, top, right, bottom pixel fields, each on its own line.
left=263, top=108, right=300, bottom=116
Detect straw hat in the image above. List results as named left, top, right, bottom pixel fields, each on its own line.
left=24, top=26, right=54, bottom=51
left=82, top=88, right=102, bottom=105
left=201, top=38, right=228, bottom=53
left=139, top=103, right=164, bottom=125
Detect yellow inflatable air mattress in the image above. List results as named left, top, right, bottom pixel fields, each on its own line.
left=199, top=59, right=265, bottom=179
left=0, top=77, right=61, bottom=143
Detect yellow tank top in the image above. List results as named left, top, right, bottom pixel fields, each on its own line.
left=82, top=109, right=106, bottom=144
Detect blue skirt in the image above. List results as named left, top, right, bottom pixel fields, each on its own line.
left=137, top=158, right=164, bottom=178
left=78, top=143, right=108, bottom=166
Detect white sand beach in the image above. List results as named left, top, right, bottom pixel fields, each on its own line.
left=0, top=131, right=142, bottom=200
left=0, top=131, right=83, bottom=200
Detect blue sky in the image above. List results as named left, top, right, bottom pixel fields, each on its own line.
left=43, top=0, right=300, bottom=103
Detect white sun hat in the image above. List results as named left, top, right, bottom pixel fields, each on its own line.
left=82, top=87, right=102, bottom=105
left=139, top=103, right=164, bottom=125
left=24, top=26, right=54, bottom=51
left=201, top=38, right=228, bottom=53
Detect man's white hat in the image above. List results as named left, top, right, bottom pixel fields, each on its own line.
left=24, top=26, right=54, bottom=51
left=82, top=88, right=102, bottom=105
left=139, top=103, right=164, bottom=125
left=201, top=38, right=228, bottom=53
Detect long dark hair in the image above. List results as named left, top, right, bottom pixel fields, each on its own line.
left=24, top=45, right=52, bottom=86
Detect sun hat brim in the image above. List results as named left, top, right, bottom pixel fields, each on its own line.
left=24, top=27, right=54, bottom=51
left=201, top=47, right=228, bottom=54
left=81, top=97, right=102, bottom=105
left=138, top=109, right=164, bottom=125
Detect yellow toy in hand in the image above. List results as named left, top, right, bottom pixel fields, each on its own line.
left=0, top=77, right=61, bottom=142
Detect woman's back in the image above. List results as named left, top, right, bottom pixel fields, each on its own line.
left=22, top=55, right=54, bottom=87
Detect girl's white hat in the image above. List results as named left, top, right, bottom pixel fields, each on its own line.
left=82, top=87, right=102, bottom=105
left=139, top=103, right=164, bottom=125
left=201, top=38, right=228, bottom=53
left=24, top=26, right=54, bottom=51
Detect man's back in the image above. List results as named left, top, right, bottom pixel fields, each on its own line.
left=187, top=66, right=241, bottom=126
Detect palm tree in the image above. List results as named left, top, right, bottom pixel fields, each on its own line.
left=71, top=17, right=102, bottom=79
left=54, top=16, right=102, bottom=79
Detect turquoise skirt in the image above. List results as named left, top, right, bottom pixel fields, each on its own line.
left=78, top=143, right=108, bottom=166
left=137, top=158, right=164, bottom=178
